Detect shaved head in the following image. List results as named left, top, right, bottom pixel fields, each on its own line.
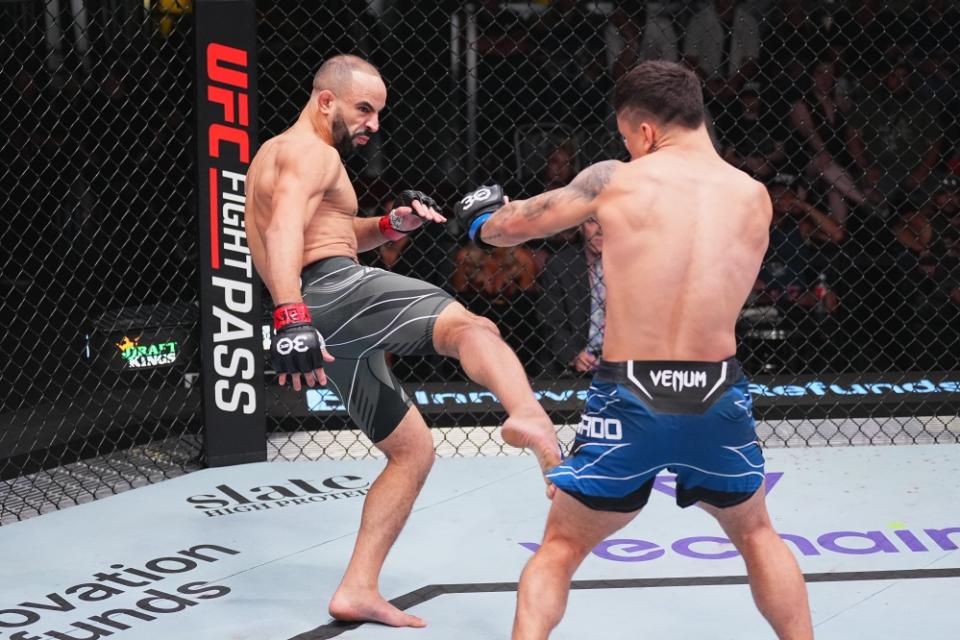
left=306, top=55, right=386, bottom=157
left=312, top=54, right=381, bottom=96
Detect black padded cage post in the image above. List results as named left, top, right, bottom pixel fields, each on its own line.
left=194, top=0, right=266, bottom=466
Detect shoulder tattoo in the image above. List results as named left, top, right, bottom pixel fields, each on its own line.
left=568, top=161, right=617, bottom=200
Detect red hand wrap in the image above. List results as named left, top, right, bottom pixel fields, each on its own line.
left=379, top=214, right=408, bottom=241
left=273, top=303, right=311, bottom=331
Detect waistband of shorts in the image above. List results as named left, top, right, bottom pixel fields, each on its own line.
left=301, top=255, right=360, bottom=275
left=594, top=357, right=743, bottom=413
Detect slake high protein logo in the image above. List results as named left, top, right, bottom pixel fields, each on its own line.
left=115, top=336, right=179, bottom=369
left=520, top=472, right=960, bottom=561
left=186, top=476, right=371, bottom=517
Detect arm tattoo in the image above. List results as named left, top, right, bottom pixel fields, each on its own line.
left=484, top=161, right=617, bottom=242
left=520, top=192, right=563, bottom=219
left=492, top=191, right=564, bottom=225
left=497, top=161, right=616, bottom=223
left=568, top=160, right=616, bottom=200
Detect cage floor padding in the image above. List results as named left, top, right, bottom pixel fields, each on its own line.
left=1, top=443, right=957, bottom=639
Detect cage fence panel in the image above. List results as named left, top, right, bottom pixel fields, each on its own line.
left=2, top=1, right=958, bottom=524
left=0, top=0, right=201, bottom=524
left=259, top=1, right=959, bottom=460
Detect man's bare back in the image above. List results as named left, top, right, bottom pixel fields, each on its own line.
left=461, top=60, right=811, bottom=639
left=595, top=148, right=771, bottom=362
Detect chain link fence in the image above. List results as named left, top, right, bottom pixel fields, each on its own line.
left=261, top=1, right=960, bottom=459
left=0, top=0, right=200, bottom=523
left=3, top=1, right=959, bottom=521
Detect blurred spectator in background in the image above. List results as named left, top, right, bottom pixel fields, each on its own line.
left=682, top=0, right=760, bottom=110
left=769, top=173, right=846, bottom=248
left=544, top=141, right=578, bottom=191
left=826, top=0, right=905, bottom=90
left=908, top=1, right=960, bottom=178
left=379, top=0, right=460, bottom=186
left=537, top=218, right=605, bottom=377
left=894, top=173, right=960, bottom=268
left=451, top=244, right=493, bottom=304
left=523, top=139, right=579, bottom=198
left=848, top=59, right=943, bottom=213
left=788, top=54, right=876, bottom=225
left=530, top=0, right=612, bottom=130
left=3, top=64, right=62, bottom=301
left=609, top=1, right=678, bottom=80
left=719, top=83, right=789, bottom=181
left=761, top=0, right=818, bottom=68
left=474, top=0, right=538, bottom=181
left=522, top=141, right=581, bottom=267
left=451, top=243, right=543, bottom=374
left=895, top=172, right=960, bottom=369
left=759, top=0, right=821, bottom=116
left=907, top=0, right=960, bottom=72
left=755, top=173, right=843, bottom=315
left=487, top=246, right=541, bottom=304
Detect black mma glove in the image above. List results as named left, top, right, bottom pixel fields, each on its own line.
left=454, top=184, right=504, bottom=249
left=378, top=189, right=443, bottom=240
left=271, top=303, right=330, bottom=380
left=396, top=189, right=439, bottom=212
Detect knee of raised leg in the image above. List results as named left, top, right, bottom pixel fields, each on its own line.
left=464, top=313, right=501, bottom=340
left=437, top=311, right=500, bottom=353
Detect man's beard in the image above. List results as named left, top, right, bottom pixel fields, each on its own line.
left=331, top=112, right=371, bottom=156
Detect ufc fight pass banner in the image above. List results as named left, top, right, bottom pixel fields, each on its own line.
left=195, top=0, right=265, bottom=465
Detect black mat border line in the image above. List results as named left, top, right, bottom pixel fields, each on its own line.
left=290, top=567, right=960, bottom=639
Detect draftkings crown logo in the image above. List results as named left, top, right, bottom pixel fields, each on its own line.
left=115, top=335, right=179, bottom=369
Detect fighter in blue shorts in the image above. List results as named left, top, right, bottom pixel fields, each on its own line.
left=456, top=61, right=812, bottom=639
left=549, top=358, right=763, bottom=512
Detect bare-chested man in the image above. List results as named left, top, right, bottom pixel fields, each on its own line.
left=244, top=54, right=559, bottom=628
left=455, top=61, right=813, bottom=639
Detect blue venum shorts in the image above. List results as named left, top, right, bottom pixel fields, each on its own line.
left=546, top=358, right=764, bottom=512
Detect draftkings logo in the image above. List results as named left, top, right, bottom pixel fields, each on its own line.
left=186, top=476, right=371, bottom=517
left=115, top=336, right=179, bottom=369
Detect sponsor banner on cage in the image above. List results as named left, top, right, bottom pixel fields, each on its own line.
left=195, top=0, right=265, bottom=465
left=110, top=332, right=182, bottom=371
left=297, top=373, right=960, bottom=419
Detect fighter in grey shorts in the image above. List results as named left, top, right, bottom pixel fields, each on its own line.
left=301, top=256, right=453, bottom=442
left=243, top=55, right=560, bottom=628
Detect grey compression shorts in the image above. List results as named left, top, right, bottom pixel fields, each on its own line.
left=301, top=256, right=454, bottom=442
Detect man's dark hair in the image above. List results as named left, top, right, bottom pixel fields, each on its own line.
left=613, top=61, right=704, bottom=129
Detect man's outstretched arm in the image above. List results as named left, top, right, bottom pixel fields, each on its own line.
left=457, top=160, right=619, bottom=248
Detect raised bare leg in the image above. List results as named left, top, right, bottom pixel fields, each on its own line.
left=328, top=405, right=435, bottom=627
left=433, top=302, right=560, bottom=480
